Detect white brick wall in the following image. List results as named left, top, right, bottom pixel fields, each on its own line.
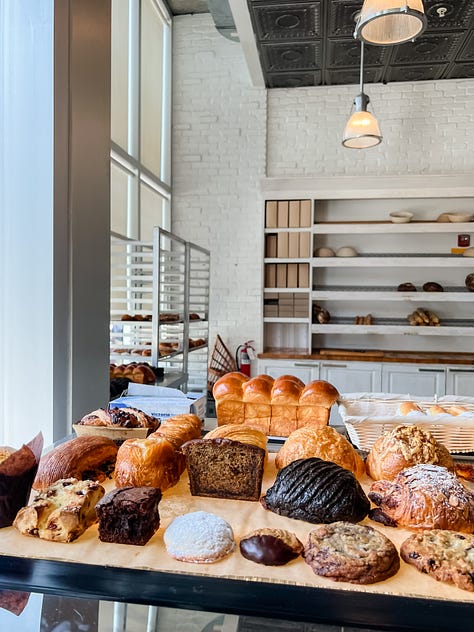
left=172, top=13, right=474, bottom=357
left=172, top=14, right=267, bottom=356
left=267, top=80, right=474, bottom=177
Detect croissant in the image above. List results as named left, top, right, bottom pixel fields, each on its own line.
left=275, top=426, right=365, bottom=478
left=149, top=413, right=202, bottom=449
left=368, top=464, right=474, bottom=532
left=114, top=435, right=184, bottom=491
left=33, top=436, right=118, bottom=491
left=366, top=424, right=454, bottom=481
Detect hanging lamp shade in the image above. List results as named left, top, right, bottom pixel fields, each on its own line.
left=355, top=1, right=427, bottom=46
left=342, top=94, right=382, bottom=149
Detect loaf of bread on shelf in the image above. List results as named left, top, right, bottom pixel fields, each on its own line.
left=33, top=436, right=118, bottom=491
left=114, top=434, right=184, bottom=491
left=270, top=375, right=304, bottom=437
left=365, top=424, right=454, bottom=481
left=180, top=425, right=267, bottom=501
left=149, top=413, right=202, bottom=449
left=212, top=372, right=249, bottom=425
left=242, top=375, right=274, bottom=434
left=297, top=380, right=339, bottom=429
left=397, top=401, right=424, bottom=416
left=275, top=426, right=365, bottom=478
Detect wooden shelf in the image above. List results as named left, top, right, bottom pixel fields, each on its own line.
left=311, top=324, right=474, bottom=336
left=312, top=290, right=472, bottom=302
left=313, top=221, right=474, bottom=234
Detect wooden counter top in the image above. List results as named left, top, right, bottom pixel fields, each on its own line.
left=258, top=349, right=474, bottom=365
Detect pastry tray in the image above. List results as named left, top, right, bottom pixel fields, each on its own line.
left=0, top=453, right=473, bottom=632
left=339, top=393, right=474, bottom=452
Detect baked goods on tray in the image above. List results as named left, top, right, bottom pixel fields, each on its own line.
left=365, top=424, right=454, bottom=481
left=368, top=464, right=474, bottom=532
left=275, top=425, right=365, bottom=478
left=239, top=528, right=303, bottom=566
left=400, top=529, right=474, bottom=592
left=14, top=478, right=105, bottom=542
left=150, top=413, right=202, bottom=449
left=212, top=373, right=339, bottom=436
left=96, top=486, right=162, bottom=545
left=78, top=407, right=159, bottom=432
left=33, top=436, right=118, bottom=491
left=114, top=435, right=184, bottom=491
left=304, top=522, right=400, bottom=585
left=181, top=426, right=267, bottom=501
left=261, top=457, right=370, bottom=524
left=164, top=511, right=235, bottom=563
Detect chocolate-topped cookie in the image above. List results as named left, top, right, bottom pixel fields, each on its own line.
left=239, top=528, right=303, bottom=566
left=304, top=522, right=399, bottom=585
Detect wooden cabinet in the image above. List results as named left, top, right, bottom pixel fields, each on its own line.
left=257, top=358, right=319, bottom=383
left=320, top=361, right=383, bottom=425
left=446, top=366, right=474, bottom=397
left=381, top=364, right=446, bottom=398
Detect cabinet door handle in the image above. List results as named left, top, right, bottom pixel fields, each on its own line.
left=447, top=368, right=474, bottom=373
left=293, top=362, right=318, bottom=367
left=417, top=368, right=445, bottom=373
left=322, top=363, right=348, bottom=368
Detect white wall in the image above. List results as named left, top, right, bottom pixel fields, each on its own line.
left=172, top=13, right=474, bottom=356
left=171, top=14, right=267, bottom=357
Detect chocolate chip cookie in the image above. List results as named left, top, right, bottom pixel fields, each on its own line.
left=400, top=529, right=474, bottom=592
left=304, top=521, right=400, bottom=584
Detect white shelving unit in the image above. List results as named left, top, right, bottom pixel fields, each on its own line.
left=110, top=228, right=210, bottom=392
left=261, top=177, right=474, bottom=355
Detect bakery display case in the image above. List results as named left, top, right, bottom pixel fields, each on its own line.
left=110, top=228, right=210, bottom=392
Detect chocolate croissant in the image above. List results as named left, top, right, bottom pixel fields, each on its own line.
left=33, top=436, right=118, bottom=491
left=261, top=457, right=370, bottom=524
left=368, top=464, right=474, bottom=532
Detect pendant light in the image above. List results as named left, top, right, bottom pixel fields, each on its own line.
left=355, top=1, right=427, bottom=46
left=342, top=41, right=382, bottom=149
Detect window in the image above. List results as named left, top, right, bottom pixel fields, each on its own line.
left=110, top=0, right=171, bottom=240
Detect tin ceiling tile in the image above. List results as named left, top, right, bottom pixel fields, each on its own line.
left=250, top=1, right=322, bottom=41
left=446, top=61, right=474, bottom=78
left=261, top=41, right=322, bottom=72
left=391, top=33, right=464, bottom=64
left=424, top=0, right=474, bottom=30
left=457, top=31, right=474, bottom=60
left=326, top=66, right=381, bottom=86
left=327, top=0, right=364, bottom=38
left=386, top=63, right=448, bottom=82
left=327, top=39, right=389, bottom=68
left=266, top=70, right=321, bottom=87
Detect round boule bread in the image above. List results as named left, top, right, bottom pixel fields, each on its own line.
left=164, top=511, right=235, bottom=563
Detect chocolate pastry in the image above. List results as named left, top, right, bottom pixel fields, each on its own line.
left=422, top=281, right=444, bottom=292
left=312, top=305, right=330, bottom=324
left=466, top=273, right=474, bottom=292
left=304, top=522, right=400, bottom=585
left=397, top=283, right=417, bottom=292
left=260, top=457, right=370, bottom=524
left=239, top=528, right=303, bottom=566
left=368, top=464, right=474, bottom=532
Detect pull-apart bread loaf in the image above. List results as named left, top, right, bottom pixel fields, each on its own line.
left=213, top=373, right=339, bottom=436
left=14, top=478, right=105, bottom=542
left=365, top=424, right=454, bottom=481
left=114, top=413, right=201, bottom=490
left=261, top=457, right=370, bottom=524
left=213, top=372, right=248, bottom=426
left=297, top=380, right=339, bottom=428
left=181, top=426, right=267, bottom=501
left=368, top=464, right=474, bottom=532
left=270, top=375, right=304, bottom=436
left=275, top=426, right=365, bottom=478
left=33, top=436, right=118, bottom=491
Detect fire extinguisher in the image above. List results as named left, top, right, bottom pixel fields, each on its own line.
left=236, top=340, right=255, bottom=377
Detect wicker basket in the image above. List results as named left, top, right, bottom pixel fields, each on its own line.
left=338, top=393, right=474, bottom=453
left=207, top=335, right=237, bottom=393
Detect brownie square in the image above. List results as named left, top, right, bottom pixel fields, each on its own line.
left=96, top=486, right=161, bottom=545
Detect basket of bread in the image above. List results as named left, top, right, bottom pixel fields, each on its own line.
left=339, top=393, right=474, bottom=452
